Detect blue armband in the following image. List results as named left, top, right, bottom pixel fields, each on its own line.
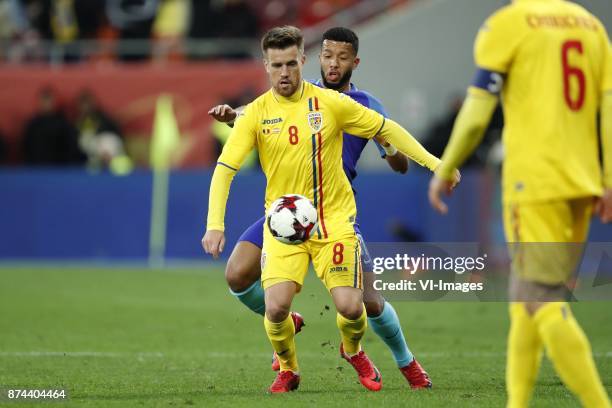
left=471, top=68, right=505, bottom=95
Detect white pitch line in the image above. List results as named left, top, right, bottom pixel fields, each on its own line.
left=2, top=351, right=611, bottom=359
left=0, top=351, right=164, bottom=358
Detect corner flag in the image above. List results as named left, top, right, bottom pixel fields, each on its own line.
left=149, top=94, right=180, bottom=267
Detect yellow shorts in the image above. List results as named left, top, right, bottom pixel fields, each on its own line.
left=261, top=226, right=362, bottom=291
left=503, top=197, right=593, bottom=285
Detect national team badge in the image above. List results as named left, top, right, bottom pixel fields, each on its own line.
left=307, top=112, right=323, bottom=133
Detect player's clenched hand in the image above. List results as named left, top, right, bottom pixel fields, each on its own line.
left=208, top=104, right=237, bottom=123
left=594, top=188, right=612, bottom=223
left=202, top=230, right=226, bottom=259
left=428, top=174, right=458, bottom=215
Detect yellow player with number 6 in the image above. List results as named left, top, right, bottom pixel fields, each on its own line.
left=429, top=0, right=612, bottom=407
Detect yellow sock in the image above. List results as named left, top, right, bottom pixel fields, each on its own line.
left=264, top=314, right=298, bottom=372
left=337, top=307, right=367, bottom=355
left=506, top=303, right=543, bottom=408
left=534, top=302, right=611, bottom=408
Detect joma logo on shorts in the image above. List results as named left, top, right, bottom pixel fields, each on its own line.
left=329, top=266, right=348, bottom=273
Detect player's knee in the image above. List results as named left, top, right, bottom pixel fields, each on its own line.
left=225, top=257, right=258, bottom=293
left=364, top=296, right=385, bottom=317
left=336, top=301, right=364, bottom=321
left=362, top=284, right=385, bottom=317
left=265, top=301, right=291, bottom=322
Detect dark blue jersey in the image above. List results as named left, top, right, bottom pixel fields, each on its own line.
left=310, top=79, right=388, bottom=183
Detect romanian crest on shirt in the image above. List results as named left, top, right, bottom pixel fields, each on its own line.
left=307, top=112, right=323, bottom=133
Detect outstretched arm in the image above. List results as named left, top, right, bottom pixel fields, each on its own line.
left=376, top=118, right=441, bottom=172
left=334, top=92, right=450, bottom=177
left=428, top=88, right=498, bottom=214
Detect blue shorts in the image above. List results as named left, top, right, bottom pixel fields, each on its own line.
left=237, top=217, right=373, bottom=272
left=238, top=216, right=266, bottom=248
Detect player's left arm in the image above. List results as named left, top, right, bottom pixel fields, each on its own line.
left=334, top=92, right=441, bottom=172
left=376, top=119, right=441, bottom=172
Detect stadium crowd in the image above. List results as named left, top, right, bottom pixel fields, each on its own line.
left=0, top=0, right=374, bottom=62
left=0, top=0, right=503, bottom=170
left=5, top=86, right=127, bottom=169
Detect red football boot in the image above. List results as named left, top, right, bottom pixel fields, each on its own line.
left=399, top=359, right=432, bottom=389
left=271, top=312, right=305, bottom=371
left=340, top=343, right=383, bottom=391
left=269, top=371, right=300, bottom=394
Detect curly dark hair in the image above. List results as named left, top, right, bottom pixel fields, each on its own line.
left=322, top=27, right=359, bottom=55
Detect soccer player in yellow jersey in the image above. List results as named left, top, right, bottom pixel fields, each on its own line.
left=203, top=26, right=446, bottom=393
left=428, top=1, right=612, bottom=407
left=209, top=27, right=432, bottom=389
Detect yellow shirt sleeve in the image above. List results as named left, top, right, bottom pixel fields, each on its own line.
left=333, top=91, right=385, bottom=139
left=377, top=119, right=441, bottom=171
left=206, top=102, right=258, bottom=231
left=474, top=7, right=523, bottom=73
left=217, top=102, right=258, bottom=170
left=436, top=88, right=498, bottom=180
left=329, top=89, right=439, bottom=171
left=206, top=164, right=237, bottom=231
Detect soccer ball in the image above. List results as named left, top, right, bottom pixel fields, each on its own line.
left=266, top=194, right=318, bottom=244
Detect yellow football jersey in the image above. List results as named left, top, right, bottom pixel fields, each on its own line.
left=474, top=0, right=612, bottom=203
left=217, top=81, right=384, bottom=240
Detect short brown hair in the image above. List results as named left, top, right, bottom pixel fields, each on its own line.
left=261, top=26, right=304, bottom=55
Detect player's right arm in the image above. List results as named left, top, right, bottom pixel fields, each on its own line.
left=202, top=103, right=257, bottom=258
left=429, top=7, right=519, bottom=214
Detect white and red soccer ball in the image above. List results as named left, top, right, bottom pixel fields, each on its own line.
left=266, top=194, right=318, bottom=244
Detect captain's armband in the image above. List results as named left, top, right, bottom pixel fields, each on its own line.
left=471, top=68, right=505, bottom=95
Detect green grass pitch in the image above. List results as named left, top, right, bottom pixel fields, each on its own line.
left=1, top=266, right=610, bottom=407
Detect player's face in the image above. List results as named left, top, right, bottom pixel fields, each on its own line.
left=319, top=40, right=360, bottom=91
left=264, top=46, right=305, bottom=97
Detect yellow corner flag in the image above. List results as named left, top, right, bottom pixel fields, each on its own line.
left=149, top=94, right=180, bottom=268
left=150, top=94, right=180, bottom=170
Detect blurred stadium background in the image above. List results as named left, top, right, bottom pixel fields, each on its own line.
left=0, top=0, right=611, bottom=406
